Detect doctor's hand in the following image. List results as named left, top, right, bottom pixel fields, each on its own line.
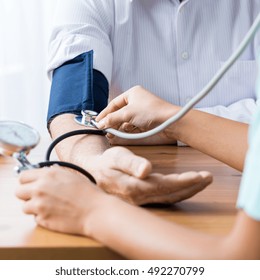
left=95, top=86, right=180, bottom=145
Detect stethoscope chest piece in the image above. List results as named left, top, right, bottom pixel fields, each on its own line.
left=74, top=110, right=98, bottom=128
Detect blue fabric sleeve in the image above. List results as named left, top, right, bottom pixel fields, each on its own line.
left=47, top=50, right=109, bottom=123
left=93, top=69, right=109, bottom=113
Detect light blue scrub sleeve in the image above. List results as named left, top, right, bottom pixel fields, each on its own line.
left=236, top=59, right=260, bottom=221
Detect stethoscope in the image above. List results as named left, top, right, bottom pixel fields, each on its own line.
left=1, top=13, right=260, bottom=183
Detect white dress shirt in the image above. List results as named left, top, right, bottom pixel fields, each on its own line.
left=48, top=0, right=260, bottom=123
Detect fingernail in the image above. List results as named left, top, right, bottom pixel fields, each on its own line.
left=137, top=162, right=147, bottom=177
left=97, top=119, right=105, bottom=128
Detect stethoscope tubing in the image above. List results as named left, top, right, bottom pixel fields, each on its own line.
left=39, top=129, right=107, bottom=184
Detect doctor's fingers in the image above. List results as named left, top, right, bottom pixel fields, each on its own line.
left=96, top=106, right=136, bottom=130
left=96, top=93, right=129, bottom=121
left=16, top=182, right=35, bottom=201
left=106, top=122, right=142, bottom=140
left=22, top=197, right=52, bottom=217
left=19, top=168, right=52, bottom=184
left=16, top=176, right=52, bottom=201
left=105, top=122, right=129, bottom=139
left=121, top=123, right=142, bottom=133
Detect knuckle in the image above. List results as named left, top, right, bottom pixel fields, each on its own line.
left=35, top=201, right=46, bottom=213
left=22, top=203, right=30, bottom=214
left=32, top=185, right=45, bottom=197
left=97, top=175, right=110, bottom=191
left=111, top=99, right=121, bottom=110
left=104, top=114, right=111, bottom=125
left=46, top=168, right=57, bottom=178
left=122, top=110, right=132, bottom=121
left=15, top=188, right=22, bottom=198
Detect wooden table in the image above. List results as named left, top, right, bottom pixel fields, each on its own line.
left=0, top=137, right=241, bottom=259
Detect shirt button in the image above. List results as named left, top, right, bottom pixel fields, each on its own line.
left=181, top=51, right=189, bottom=60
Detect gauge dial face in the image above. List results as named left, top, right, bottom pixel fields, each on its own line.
left=0, top=121, right=40, bottom=154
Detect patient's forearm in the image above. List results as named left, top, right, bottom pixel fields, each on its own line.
left=166, top=110, right=248, bottom=171
left=49, top=114, right=109, bottom=170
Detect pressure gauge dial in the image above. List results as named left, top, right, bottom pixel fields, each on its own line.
left=0, top=121, right=40, bottom=156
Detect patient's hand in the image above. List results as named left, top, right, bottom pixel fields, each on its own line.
left=16, top=166, right=212, bottom=235
left=17, top=151, right=212, bottom=206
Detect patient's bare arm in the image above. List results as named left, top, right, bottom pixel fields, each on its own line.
left=49, top=113, right=210, bottom=205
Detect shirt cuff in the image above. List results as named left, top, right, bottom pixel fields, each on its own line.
left=196, top=98, right=257, bottom=124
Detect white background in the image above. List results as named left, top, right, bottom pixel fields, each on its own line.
left=0, top=0, right=57, bottom=135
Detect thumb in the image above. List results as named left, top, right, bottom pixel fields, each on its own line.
left=107, top=147, right=152, bottom=179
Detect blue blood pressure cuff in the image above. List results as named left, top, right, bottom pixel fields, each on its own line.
left=47, top=50, right=109, bottom=124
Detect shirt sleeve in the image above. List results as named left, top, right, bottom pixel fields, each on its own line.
left=47, top=0, right=114, bottom=83
left=197, top=98, right=258, bottom=124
